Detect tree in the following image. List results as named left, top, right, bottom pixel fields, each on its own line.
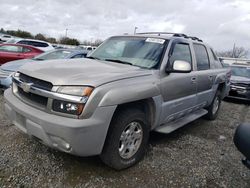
left=216, top=46, right=249, bottom=58
left=34, top=33, right=47, bottom=41
left=46, top=37, right=57, bottom=44
left=6, top=29, right=34, bottom=39
left=93, top=39, right=103, bottom=46
left=0, top=28, right=6, bottom=34
left=59, top=37, right=80, bottom=46
left=81, top=39, right=103, bottom=46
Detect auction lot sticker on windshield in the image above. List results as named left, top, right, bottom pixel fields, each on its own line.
left=145, top=38, right=165, bottom=44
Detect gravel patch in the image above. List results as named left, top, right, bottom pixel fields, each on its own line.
left=0, top=94, right=250, bottom=187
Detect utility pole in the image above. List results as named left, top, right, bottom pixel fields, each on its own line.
left=65, top=28, right=68, bottom=38
left=134, top=26, right=138, bottom=34
left=232, top=43, right=236, bottom=58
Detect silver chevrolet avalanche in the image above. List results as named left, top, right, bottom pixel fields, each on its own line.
left=4, top=32, right=231, bottom=170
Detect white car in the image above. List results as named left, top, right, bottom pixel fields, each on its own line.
left=6, top=38, right=54, bottom=52
left=0, top=34, right=13, bottom=42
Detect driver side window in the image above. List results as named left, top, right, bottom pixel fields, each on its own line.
left=169, top=43, right=192, bottom=67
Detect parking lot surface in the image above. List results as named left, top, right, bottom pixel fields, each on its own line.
left=0, top=93, right=250, bottom=187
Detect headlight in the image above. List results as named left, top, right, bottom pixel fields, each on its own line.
left=52, top=100, right=85, bottom=115
left=57, top=86, right=93, bottom=96
left=52, top=86, right=94, bottom=116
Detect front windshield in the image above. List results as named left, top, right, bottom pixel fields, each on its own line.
left=34, top=50, right=72, bottom=60
left=89, top=37, right=167, bottom=69
left=231, top=66, right=250, bottom=78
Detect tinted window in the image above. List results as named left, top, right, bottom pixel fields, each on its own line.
left=23, top=47, right=31, bottom=52
left=209, top=48, right=222, bottom=68
left=170, top=43, right=192, bottom=66
left=0, top=45, right=22, bottom=53
left=210, top=48, right=218, bottom=60
left=194, top=44, right=210, bottom=70
left=18, top=40, right=49, bottom=47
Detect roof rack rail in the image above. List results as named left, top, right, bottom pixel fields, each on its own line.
left=136, top=32, right=203, bottom=42
left=136, top=32, right=185, bottom=36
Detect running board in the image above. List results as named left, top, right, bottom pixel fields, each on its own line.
left=155, top=109, right=208, bottom=134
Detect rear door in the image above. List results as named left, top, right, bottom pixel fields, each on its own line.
left=0, top=45, right=24, bottom=64
left=159, top=40, right=198, bottom=124
left=193, top=43, right=214, bottom=105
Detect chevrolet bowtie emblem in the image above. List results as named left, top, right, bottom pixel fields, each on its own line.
left=20, top=82, right=33, bottom=93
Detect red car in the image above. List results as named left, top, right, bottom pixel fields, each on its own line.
left=0, top=43, right=44, bottom=64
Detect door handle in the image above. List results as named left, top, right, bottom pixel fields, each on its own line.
left=208, top=75, right=213, bottom=80
left=191, top=77, right=196, bottom=83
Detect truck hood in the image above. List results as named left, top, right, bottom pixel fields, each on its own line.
left=231, top=75, right=250, bottom=84
left=19, top=58, right=153, bottom=87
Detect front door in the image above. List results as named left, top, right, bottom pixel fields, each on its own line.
left=159, top=41, right=197, bottom=124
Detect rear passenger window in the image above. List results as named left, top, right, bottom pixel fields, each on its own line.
left=209, top=48, right=222, bottom=68
left=170, top=43, right=192, bottom=66
left=210, top=48, right=218, bottom=61
left=194, top=44, right=210, bottom=70
left=23, top=47, right=31, bottom=53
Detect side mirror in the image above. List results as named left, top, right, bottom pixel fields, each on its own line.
left=171, top=60, right=191, bottom=73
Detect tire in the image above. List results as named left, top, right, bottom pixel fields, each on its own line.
left=205, top=90, right=221, bottom=120
left=100, top=108, right=149, bottom=170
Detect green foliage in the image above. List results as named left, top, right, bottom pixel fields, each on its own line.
left=0, top=28, right=102, bottom=46
left=34, top=33, right=47, bottom=41
left=59, top=37, right=80, bottom=45
left=7, top=29, right=33, bottom=39
left=46, top=37, right=57, bottom=44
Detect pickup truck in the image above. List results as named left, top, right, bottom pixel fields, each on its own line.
left=4, top=32, right=231, bottom=170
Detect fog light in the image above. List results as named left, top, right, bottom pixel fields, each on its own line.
left=50, top=135, right=72, bottom=151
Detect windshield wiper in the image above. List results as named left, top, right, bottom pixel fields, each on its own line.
left=34, top=58, right=45, bottom=61
left=85, top=56, right=100, bottom=60
left=104, top=59, right=133, bottom=66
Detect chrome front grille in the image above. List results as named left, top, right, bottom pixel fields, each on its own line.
left=12, top=74, right=89, bottom=118
left=19, top=73, right=53, bottom=91
left=18, top=86, right=49, bottom=107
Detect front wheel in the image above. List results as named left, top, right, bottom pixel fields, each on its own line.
left=205, top=90, right=221, bottom=120
left=100, top=108, right=149, bottom=170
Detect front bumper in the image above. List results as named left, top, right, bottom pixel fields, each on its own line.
left=227, top=86, right=250, bottom=101
left=4, top=89, right=116, bottom=156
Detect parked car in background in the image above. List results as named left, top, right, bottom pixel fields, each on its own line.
left=6, top=38, right=54, bottom=51
left=0, top=43, right=43, bottom=65
left=77, top=45, right=97, bottom=51
left=0, top=49, right=89, bottom=89
left=228, top=63, right=250, bottom=100
left=0, top=34, right=13, bottom=43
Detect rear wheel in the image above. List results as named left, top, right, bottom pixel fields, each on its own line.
left=205, top=90, right=221, bottom=120
left=100, top=108, right=149, bottom=170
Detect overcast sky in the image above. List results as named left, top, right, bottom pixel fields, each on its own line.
left=1, top=0, right=250, bottom=51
